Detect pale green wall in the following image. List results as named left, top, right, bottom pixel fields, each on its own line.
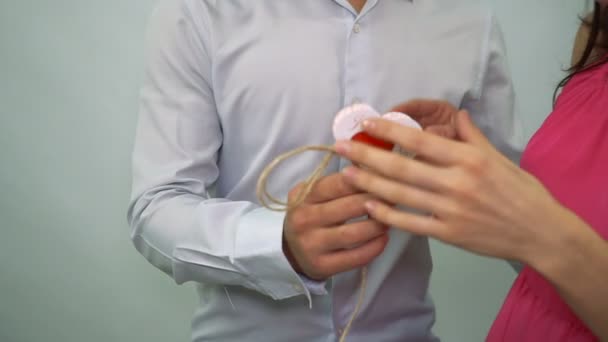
left=0, top=1, right=583, bottom=341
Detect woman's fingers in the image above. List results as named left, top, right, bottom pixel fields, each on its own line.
left=341, top=166, right=448, bottom=214
left=336, top=142, right=450, bottom=192
left=364, top=200, right=448, bottom=239
left=356, top=118, right=471, bottom=166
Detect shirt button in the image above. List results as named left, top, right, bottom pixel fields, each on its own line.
left=353, top=23, right=361, bottom=33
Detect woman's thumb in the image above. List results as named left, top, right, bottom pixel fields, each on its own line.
left=456, top=110, right=490, bottom=148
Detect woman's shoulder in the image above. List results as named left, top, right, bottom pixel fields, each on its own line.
left=557, top=63, right=608, bottom=117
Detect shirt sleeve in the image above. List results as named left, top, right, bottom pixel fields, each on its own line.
left=461, top=12, right=525, bottom=163
left=127, top=0, right=315, bottom=303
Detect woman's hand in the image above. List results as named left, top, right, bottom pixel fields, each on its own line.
left=334, top=109, right=567, bottom=265
left=336, top=107, right=608, bottom=339
left=391, top=99, right=459, bottom=139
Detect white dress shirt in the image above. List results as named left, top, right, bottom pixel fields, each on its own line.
left=128, top=0, right=523, bottom=341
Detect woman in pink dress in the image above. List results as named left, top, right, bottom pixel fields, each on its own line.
left=332, top=1, right=608, bottom=340
left=484, top=4, right=608, bottom=340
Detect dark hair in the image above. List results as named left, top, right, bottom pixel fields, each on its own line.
left=553, top=3, right=608, bottom=103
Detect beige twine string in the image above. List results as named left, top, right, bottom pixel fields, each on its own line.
left=256, top=145, right=368, bottom=342
left=256, top=145, right=336, bottom=211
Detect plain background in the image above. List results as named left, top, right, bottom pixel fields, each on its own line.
left=0, top=1, right=588, bottom=341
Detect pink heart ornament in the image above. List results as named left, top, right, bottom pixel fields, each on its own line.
left=332, top=103, right=422, bottom=157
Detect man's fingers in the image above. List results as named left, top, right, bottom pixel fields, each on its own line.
left=323, top=219, right=388, bottom=251
left=289, top=193, right=373, bottom=228
left=321, top=234, right=389, bottom=274
left=391, top=98, right=447, bottom=116
left=296, top=173, right=361, bottom=204
left=312, top=193, right=375, bottom=225
left=391, top=99, right=456, bottom=126
left=426, top=125, right=457, bottom=139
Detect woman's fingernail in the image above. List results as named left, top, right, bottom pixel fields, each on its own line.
left=362, top=120, right=375, bottom=130
left=335, top=140, right=352, bottom=154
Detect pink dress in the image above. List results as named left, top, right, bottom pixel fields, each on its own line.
left=487, top=61, right=608, bottom=341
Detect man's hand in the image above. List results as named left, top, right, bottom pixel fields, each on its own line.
left=392, top=99, right=459, bottom=139
left=283, top=173, right=389, bottom=281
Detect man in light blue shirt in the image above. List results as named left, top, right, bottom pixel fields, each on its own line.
left=128, top=0, right=522, bottom=341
